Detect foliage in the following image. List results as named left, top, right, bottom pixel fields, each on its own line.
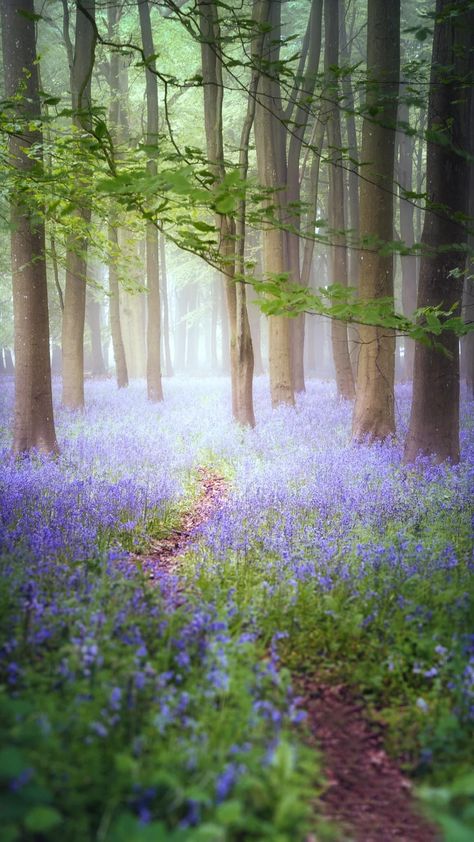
left=1, top=377, right=473, bottom=839
left=0, top=379, right=327, bottom=841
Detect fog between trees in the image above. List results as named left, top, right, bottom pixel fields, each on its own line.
left=1, top=0, right=473, bottom=460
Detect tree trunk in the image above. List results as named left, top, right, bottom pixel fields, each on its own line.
left=185, top=283, right=199, bottom=370
left=107, top=8, right=129, bottom=389
left=61, top=0, right=96, bottom=410
left=86, top=288, right=107, bottom=377
left=325, top=0, right=355, bottom=400
left=462, top=136, right=474, bottom=396
left=138, top=0, right=163, bottom=402
left=352, top=0, right=399, bottom=442
left=397, top=98, right=418, bottom=381
left=199, top=0, right=255, bottom=425
left=220, top=279, right=230, bottom=373
left=108, top=226, right=129, bottom=388
left=4, top=348, right=15, bottom=375
left=339, top=0, right=360, bottom=375
left=404, top=1, right=474, bottom=463
left=2, top=0, right=58, bottom=454
left=286, top=0, right=323, bottom=394
left=159, top=233, right=173, bottom=376
left=254, top=0, right=294, bottom=407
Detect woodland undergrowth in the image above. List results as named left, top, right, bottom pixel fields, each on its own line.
left=0, top=377, right=473, bottom=841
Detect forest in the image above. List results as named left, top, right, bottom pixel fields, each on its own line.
left=0, top=0, right=473, bottom=839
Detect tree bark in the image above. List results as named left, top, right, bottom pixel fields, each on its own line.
left=108, top=226, right=129, bottom=388
left=159, top=233, right=174, bottom=376
left=286, top=0, right=323, bottom=394
left=2, top=0, right=58, bottom=454
left=199, top=0, right=255, bottom=425
left=254, top=0, right=294, bottom=407
left=352, top=0, right=399, bottom=442
left=397, top=97, right=418, bottom=381
left=404, top=0, right=474, bottom=463
left=61, top=0, right=96, bottom=409
left=325, top=0, right=355, bottom=400
left=107, top=6, right=129, bottom=389
left=138, top=0, right=163, bottom=402
left=86, top=287, right=107, bottom=377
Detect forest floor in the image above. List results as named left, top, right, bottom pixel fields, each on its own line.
left=135, top=467, right=438, bottom=842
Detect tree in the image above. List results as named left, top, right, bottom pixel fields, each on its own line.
left=1, top=0, right=58, bottom=454
left=324, top=0, right=355, bottom=400
left=107, top=5, right=129, bottom=390
left=286, top=0, right=323, bottom=394
left=138, top=0, right=163, bottom=402
left=198, top=0, right=255, bottom=426
left=404, top=0, right=474, bottom=463
left=61, top=0, right=97, bottom=409
left=352, top=0, right=400, bottom=441
left=254, top=0, right=294, bottom=408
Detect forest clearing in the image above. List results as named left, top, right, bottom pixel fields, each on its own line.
left=1, top=0, right=474, bottom=839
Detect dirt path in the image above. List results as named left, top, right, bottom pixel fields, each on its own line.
left=135, top=467, right=438, bottom=841
left=296, top=678, right=438, bottom=841
left=137, top=467, right=227, bottom=580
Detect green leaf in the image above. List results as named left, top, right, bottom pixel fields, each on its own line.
left=17, top=9, right=42, bottom=21
left=215, top=194, right=236, bottom=214
left=215, top=799, right=243, bottom=824
left=0, top=748, right=26, bottom=780
left=24, top=807, right=62, bottom=832
left=191, top=220, right=216, bottom=233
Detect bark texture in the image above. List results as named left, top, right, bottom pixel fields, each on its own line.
left=199, top=0, right=255, bottom=425
left=108, top=227, right=129, bottom=388
left=325, top=0, right=355, bottom=400
left=107, top=7, right=129, bottom=389
left=2, top=0, right=58, bottom=454
left=404, top=0, right=474, bottom=463
left=254, top=0, right=294, bottom=407
left=61, top=0, right=96, bottom=409
left=352, top=0, right=399, bottom=441
left=286, top=0, right=323, bottom=394
left=397, top=98, right=418, bottom=381
left=138, top=0, right=163, bottom=402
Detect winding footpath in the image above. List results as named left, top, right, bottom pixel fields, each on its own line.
left=134, top=468, right=438, bottom=842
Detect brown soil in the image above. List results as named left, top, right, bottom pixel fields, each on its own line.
left=295, top=677, right=439, bottom=841
left=136, top=466, right=227, bottom=579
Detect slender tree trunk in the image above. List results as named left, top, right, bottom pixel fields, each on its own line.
left=199, top=0, right=255, bottom=424
left=255, top=0, right=294, bottom=407
left=462, top=132, right=474, bottom=395
left=138, top=0, right=163, bottom=401
left=159, top=233, right=173, bottom=376
left=325, top=0, right=355, bottom=400
left=107, top=8, right=129, bottom=389
left=339, top=0, right=360, bottom=374
left=2, top=0, right=58, bottom=454
left=4, top=348, right=15, bottom=375
left=175, top=285, right=187, bottom=371
left=61, top=0, right=96, bottom=410
left=86, top=289, right=106, bottom=377
left=108, top=226, right=128, bottom=388
left=185, top=283, right=199, bottom=370
left=352, top=0, right=399, bottom=442
left=397, top=98, right=418, bottom=381
left=286, top=0, right=323, bottom=394
left=404, top=1, right=474, bottom=463
left=220, top=279, right=230, bottom=373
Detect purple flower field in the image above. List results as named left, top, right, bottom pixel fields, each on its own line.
left=0, top=376, right=473, bottom=840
